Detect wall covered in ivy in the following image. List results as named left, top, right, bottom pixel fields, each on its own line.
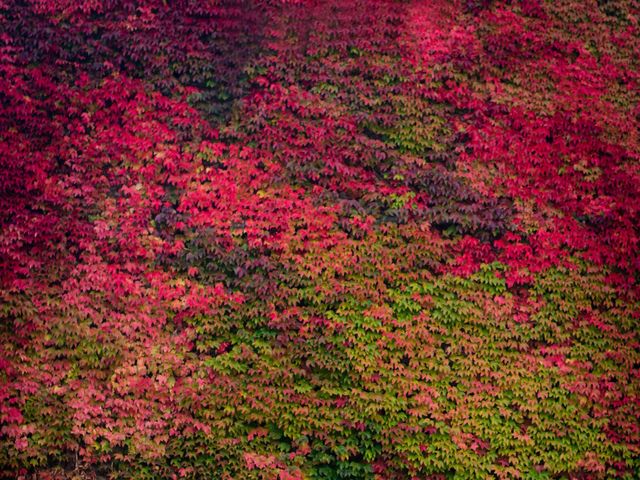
left=1, top=0, right=639, bottom=478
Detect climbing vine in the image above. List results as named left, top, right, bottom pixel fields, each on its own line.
left=1, top=0, right=638, bottom=478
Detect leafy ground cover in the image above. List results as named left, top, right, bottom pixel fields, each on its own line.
left=1, top=0, right=639, bottom=478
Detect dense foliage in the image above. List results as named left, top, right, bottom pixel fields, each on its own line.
left=1, top=0, right=639, bottom=478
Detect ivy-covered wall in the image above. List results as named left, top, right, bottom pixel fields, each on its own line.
left=1, top=0, right=638, bottom=478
